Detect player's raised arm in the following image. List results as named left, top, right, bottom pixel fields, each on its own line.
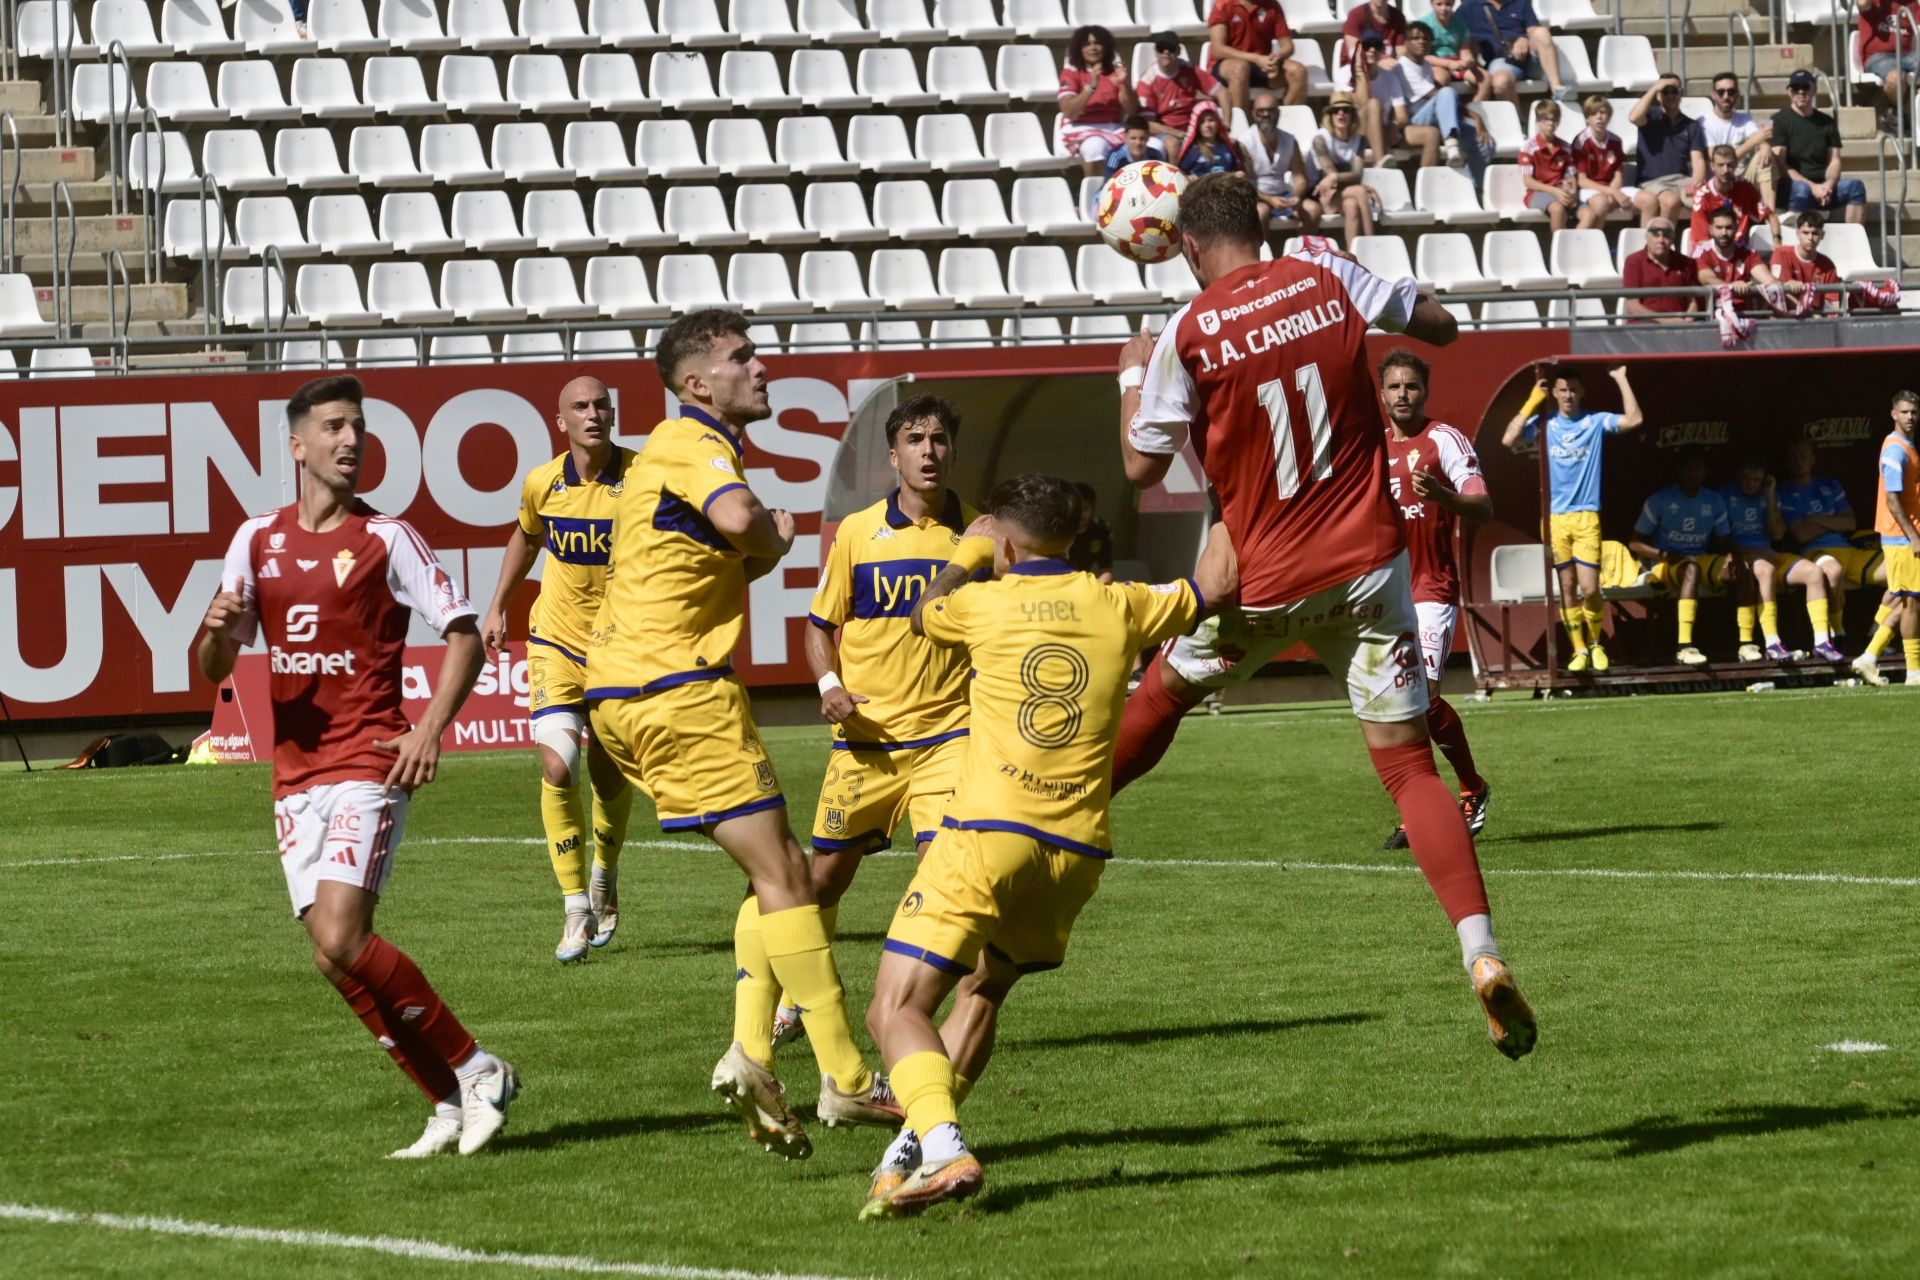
left=1120, top=321, right=1192, bottom=490
left=911, top=517, right=997, bottom=638
left=1502, top=374, right=1552, bottom=448
left=1609, top=365, right=1644, bottom=431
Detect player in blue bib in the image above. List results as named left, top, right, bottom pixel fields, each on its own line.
left=1629, top=450, right=1741, bottom=665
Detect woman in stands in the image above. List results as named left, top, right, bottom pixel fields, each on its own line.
left=1178, top=103, right=1242, bottom=176
left=1058, top=25, right=1140, bottom=179
left=1309, top=90, right=1382, bottom=246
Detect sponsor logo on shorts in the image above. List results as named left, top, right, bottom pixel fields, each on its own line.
left=824, top=808, right=847, bottom=836
left=900, top=891, right=924, bottom=918
left=754, top=760, right=778, bottom=792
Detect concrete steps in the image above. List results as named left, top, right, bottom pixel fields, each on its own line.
left=47, top=282, right=192, bottom=325
left=1, top=145, right=96, bottom=186
left=0, top=81, right=42, bottom=115
left=14, top=214, right=149, bottom=256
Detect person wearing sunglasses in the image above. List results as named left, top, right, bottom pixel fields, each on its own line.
left=1689, top=72, right=1773, bottom=212
left=1770, top=69, right=1867, bottom=225
left=1628, top=72, right=1695, bottom=227
left=1621, top=219, right=1700, bottom=323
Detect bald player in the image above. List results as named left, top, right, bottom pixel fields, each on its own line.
left=482, top=375, right=637, bottom=963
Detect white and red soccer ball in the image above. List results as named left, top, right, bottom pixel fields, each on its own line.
left=1095, top=160, right=1188, bottom=264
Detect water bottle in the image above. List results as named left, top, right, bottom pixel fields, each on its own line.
left=1745, top=682, right=1776, bottom=693
left=1834, top=677, right=1861, bottom=688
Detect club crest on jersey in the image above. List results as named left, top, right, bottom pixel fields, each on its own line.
left=1197, top=309, right=1221, bottom=335
left=551, top=479, right=567, bottom=494
left=332, top=549, right=355, bottom=587
left=269, top=531, right=286, bottom=551
left=296, top=558, right=317, bottom=571
left=753, top=760, right=778, bottom=792
left=823, top=808, right=847, bottom=836
left=900, top=890, right=924, bottom=918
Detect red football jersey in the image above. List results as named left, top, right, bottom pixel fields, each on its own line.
left=1571, top=128, right=1626, bottom=185
left=1693, top=240, right=1764, bottom=285
left=1518, top=134, right=1574, bottom=187
left=1137, top=62, right=1221, bottom=131
left=1770, top=245, right=1839, bottom=299
left=1131, top=243, right=1418, bottom=609
left=220, top=502, right=476, bottom=799
left=1206, top=0, right=1292, bottom=55
left=1385, top=421, right=1487, bottom=606
left=1688, top=177, right=1771, bottom=246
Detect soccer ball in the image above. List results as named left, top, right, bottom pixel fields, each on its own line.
left=1096, top=160, right=1188, bottom=264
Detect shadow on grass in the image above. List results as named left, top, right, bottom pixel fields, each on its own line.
left=975, top=1099, right=1920, bottom=1213
left=644, top=929, right=891, bottom=958
left=494, top=1110, right=736, bottom=1153
left=1482, top=820, right=1722, bottom=846
left=1008, top=1013, right=1375, bottom=1052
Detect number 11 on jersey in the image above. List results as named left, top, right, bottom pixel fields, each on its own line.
left=1258, top=362, right=1332, bottom=500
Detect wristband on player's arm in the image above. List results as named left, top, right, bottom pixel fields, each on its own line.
left=1519, top=384, right=1551, bottom=419
left=949, top=535, right=996, bottom=578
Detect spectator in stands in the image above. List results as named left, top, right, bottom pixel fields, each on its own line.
left=1352, top=36, right=1434, bottom=166
left=1138, top=32, right=1227, bottom=155
left=1341, top=0, right=1409, bottom=87
left=1768, top=211, right=1903, bottom=312
left=1630, top=449, right=1741, bottom=666
left=1694, top=205, right=1781, bottom=303
left=1179, top=103, right=1243, bottom=175
left=1629, top=74, right=1696, bottom=226
left=1772, top=69, right=1867, bottom=226
left=1208, top=0, right=1309, bottom=116
left=1070, top=483, right=1117, bottom=583
left=1310, top=91, right=1381, bottom=244
left=1106, top=116, right=1161, bottom=177
left=1420, top=0, right=1495, bottom=100
left=1519, top=100, right=1584, bottom=232
left=1059, top=25, right=1141, bottom=178
left=1458, top=0, right=1568, bottom=102
left=1691, top=71, right=1774, bottom=213
left=1688, top=143, right=1778, bottom=250
left=1234, top=90, right=1324, bottom=241
left=1858, top=0, right=1920, bottom=130
left=1622, top=218, right=1701, bottom=322
left=1571, top=96, right=1635, bottom=226
left=1395, top=24, right=1486, bottom=176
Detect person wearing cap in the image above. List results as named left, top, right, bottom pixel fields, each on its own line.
left=1340, top=0, right=1408, bottom=86
left=1621, top=218, right=1701, bottom=323
left=1232, top=89, right=1324, bottom=243
left=1628, top=72, right=1697, bottom=226
left=1309, top=90, right=1381, bottom=244
left=1207, top=0, right=1309, bottom=118
left=1137, top=32, right=1227, bottom=153
left=1771, top=69, right=1867, bottom=224
left=1457, top=0, right=1567, bottom=102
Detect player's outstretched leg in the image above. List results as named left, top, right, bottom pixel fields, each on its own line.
left=1113, top=650, right=1205, bottom=793
left=773, top=841, right=864, bottom=1053
left=715, top=892, right=810, bottom=1159
left=862, top=950, right=985, bottom=1220
left=1425, top=696, right=1490, bottom=836
left=586, top=743, right=631, bottom=948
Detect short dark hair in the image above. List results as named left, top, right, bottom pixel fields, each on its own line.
left=287, top=374, right=363, bottom=428
left=1708, top=205, right=1738, bottom=225
left=655, top=308, right=751, bottom=391
left=988, top=474, right=1083, bottom=548
left=1552, top=367, right=1584, bottom=388
left=1179, top=173, right=1262, bottom=250
left=1893, top=389, right=1919, bottom=410
left=1710, top=143, right=1737, bottom=163
left=1379, top=349, right=1430, bottom=385
left=1405, top=22, right=1431, bottom=40
left=1712, top=70, right=1738, bottom=86
left=884, top=393, right=961, bottom=447
left=1797, top=209, right=1826, bottom=231
left=1122, top=113, right=1151, bottom=133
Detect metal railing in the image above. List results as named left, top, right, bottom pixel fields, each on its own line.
left=1896, top=7, right=1920, bottom=167
left=0, top=0, right=15, bottom=82
left=135, top=107, right=163, bottom=283
left=47, top=176, right=74, bottom=334
left=103, top=246, right=131, bottom=354
left=1844, top=0, right=1859, bottom=106
left=1875, top=132, right=1908, bottom=269
left=0, top=110, right=19, bottom=273
left=1728, top=12, right=1760, bottom=105
left=102, top=41, right=135, bottom=217
left=197, top=172, right=228, bottom=339
left=258, top=244, right=292, bottom=334
left=49, top=0, right=76, bottom=148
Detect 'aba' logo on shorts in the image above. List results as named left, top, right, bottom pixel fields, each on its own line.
left=824, top=808, right=846, bottom=836
left=900, top=891, right=924, bottom=918
left=754, top=761, right=777, bottom=792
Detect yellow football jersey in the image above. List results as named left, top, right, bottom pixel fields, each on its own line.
left=515, top=447, right=637, bottom=660
left=920, top=560, right=1200, bottom=856
left=586, top=409, right=753, bottom=698
left=809, top=488, right=980, bottom=748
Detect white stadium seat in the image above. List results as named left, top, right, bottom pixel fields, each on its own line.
left=851, top=115, right=932, bottom=174
left=501, top=331, right=568, bottom=362
left=18, top=3, right=97, bottom=61
left=308, top=0, right=390, bottom=52
left=438, top=55, right=516, bottom=115
left=509, top=54, right=589, bottom=114
left=565, top=122, right=645, bottom=181
left=292, top=58, right=374, bottom=119
left=441, top=260, right=528, bottom=323
left=1138, top=0, right=1209, bottom=36
left=1482, top=229, right=1569, bottom=290
left=930, top=318, right=997, bottom=348
left=986, top=113, right=1067, bottom=171
left=708, top=119, right=789, bottom=179
left=788, top=322, right=856, bottom=352
left=1416, top=166, right=1500, bottom=225
left=513, top=258, right=597, bottom=319
left=308, top=195, right=392, bottom=256
left=148, top=63, right=229, bottom=124
left=1416, top=232, right=1499, bottom=291
left=1010, top=245, right=1096, bottom=306
left=587, top=0, right=670, bottom=47
left=0, top=275, right=57, bottom=337
left=1013, top=176, right=1091, bottom=236
left=650, top=52, right=730, bottom=111
left=944, top=179, right=1024, bottom=238
left=594, top=188, right=677, bottom=248
left=799, top=0, right=879, bottom=43
left=381, top=191, right=466, bottom=254
left=928, top=46, right=1007, bottom=106
left=369, top=261, right=454, bottom=323
left=30, top=346, right=100, bottom=378
left=1821, top=222, right=1895, bottom=281
left=237, top=0, right=307, bottom=54
left=657, top=0, right=738, bottom=47
left=1007, top=0, right=1073, bottom=40
left=447, top=0, right=528, bottom=51
left=872, top=0, right=946, bottom=42
left=162, top=0, right=244, bottom=56
left=875, top=180, right=956, bottom=240
left=1596, top=35, right=1660, bottom=93
left=217, top=61, right=300, bottom=122
left=355, top=335, right=421, bottom=367
left=1481, top=165, right=1545, bottom=223
left=777, top=118, right=859, bottom=176
left=1550, top=36, right=1611, bottom=93
left=1146, top=254, right=1201, bottom=300
left=493, top=123, right=575, bottom=183
left=451, top=190, right=536, bottom=253
left=363, top=56, right=445, bottom=115
left=203, top=129, right=284, bottom=192
left=1551, top=229, right=1622, bottom=287
left=997, top=45, right=1063, bottom=103
left=236, top=195, right=318, bottom=258
left=274, top=128, right=357, bottom=189
left=656, top=254, right=733, bottom=312
left=859, top=48, right=939, bottom=109
left=792, top=51, right=870, bottom=110
left=430, top=334, right=497, bottom=365
left=421, top=122, right=506, bottom=184
left=349, top=125, right=435, bottom=189
left=804, top=182, right=887, bottom=242
left=585, top=256, right=673, bottom=319
left=937, top=247, right=1021, bottom=307
left=719, top=50, right=800, bottom=112
left=1548, top=296, right=1611, bottom=327
left=379, top=0, right=458, bottom=51
left=578, top=54, right=658, bottom=112
left=916, top=114, right=997, bottom=174
left=935, top=0, right=1014, bottom=40
left=295, top=263, right=380, bottom=325
left=1481, top=298, right=1543, bottom=327
left=525, top=190, right=608, bottom=253
left=278, top=338, right=350, bottom=371
left=1474, top=99, right=1526, bottom=158
left=736, top=184, right=819, bottom=245
left=733, top=0, right=809, bottom=46
left=798, top=250, right=876, bottom=310
left=1350, top=234, right=1416, bottom=282
left=128, top=131, right=201, bottom=196
left=860, top=320, right=926, bottom=349
left=93, top=1, right=173, bottom=58
left=223, top=263, right=296, bottom=329
left=869, top=248, right=955, bottom=308
left=1070, top=0, right=1146, bottom=38
left=573, top=328, right=643, bottom=355
left=1537, top=0, right=1611, bottom=29
left=727, top=254, right=812, bottom=315
left=1077, top=245, right=1162, bottom=305
left=664, top=185, right=751, bottom=246
left=520, top=0, right=600, bottom=49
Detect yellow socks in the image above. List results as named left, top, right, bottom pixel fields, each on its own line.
left=540, top=780, right=587, bottom=897
left=732, top=897, right=780, bottom=1066
left=1677, top=599, right=1697, bottom=646
left=1736, top=606, right=1756, bottom=643
left=1867, top=625, right=1895, bottom=658
left=1874, top=602, right=1891, bottom=629
left=773, top=902, right=839, bottom=1013
left=952, top=1073, right=974, bottom=1108
left=1583, top=599, right=1607, bottom=646
left=1905, top=639, right=1920, bottom=672
left=1560, top=606, right=1588, bottom=652
left=591, top=779, right=631, bottom=874
left=1759, top=602, right=1779, bottom=644
left=891, top=1050, right=958, bottom=1138
left=1808, top=597, right=1831, bottom=643
left=760, top=904, right=872, bottom=1093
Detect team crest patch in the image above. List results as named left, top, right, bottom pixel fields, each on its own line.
left=332, top=549, right=355, bottom=587
left=824, top=808, right=847, bottom=836
left=269, top=531, right=286, bottom=551
left=753, top=760, right=778, bottom=793
left=900, top=891, right=924, bottom=918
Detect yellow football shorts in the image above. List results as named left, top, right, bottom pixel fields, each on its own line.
left=589, top=676, right=784, bottom=832
left=811, top=732, right=966, bottom=854
left=526, top=640, right=588, bottom=719
left=1647, top=553, right=1729, bottom=594
left=1802, top=544, right=1883, bottom=589
left=1884, top=544, right=1920, bottom=595
left=1549, top=512, right=1603, bottom=570
left=882, top=823, right=1107, bottom=976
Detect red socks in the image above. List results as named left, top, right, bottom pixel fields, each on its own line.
left=330, top=971, right=460, bottom=1103
left=1113, top=651, right=1198, bottom=794
left=344, top=934, right=478, bottom=1071
left=1367, top=739, right=1490, bottom=924
left=1425, top=696, right=1485, bottom=794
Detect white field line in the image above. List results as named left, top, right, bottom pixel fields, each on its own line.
left=1824, top=1041, right=1893, bottom=1053
left=0, top=1203, right=869, bottom=1280
left=4, top=836, right=1917, bottom=889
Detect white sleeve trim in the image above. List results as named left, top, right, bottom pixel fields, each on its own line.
left=1293, top=246, right=1420, bottom=333
left=374, top=517, right=478, bottom=637
left=1128, top=304, right=1195, bottom=457
left=1429, top=422, right=1482, bottom=491
left=219, top=515, right=271, bottom=647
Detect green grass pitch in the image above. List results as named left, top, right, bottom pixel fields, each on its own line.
left=3, top=687, right=1916, bottom=1278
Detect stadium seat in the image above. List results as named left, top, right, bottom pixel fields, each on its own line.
left=422, top=123, right=506, bottom=184
left=1076, top=245, right=1162, bottom=305
left=1480, top=298, right=1543, bottom=327
left=870, top=249, right=954, bottom=308
left=292, top=59, right=373, bottom=120
left=934, top=0, right=1014, bottom=39
left=237, top=0, right=307, bottom=54
left=664, top=186, right=750, bottom=246
left=1474, top=99, right=1526, bottom=159
left=438, top=55, right=516, bottom=115
left=162, top=0, right=244, bottom=56
left=381, top=191, right=466, bottom=253
left=236, top=196, right=318, bottom=259
left=378, top=0, right=459, bottom=51
left=1010, top=245, right=1096, bottom=305
left=1551, top=229, right=1621, bottom=287
left=1069, top=0, right=1147, bottom=39
left=447, top=0, right=528, bottom=51
left=441, top=260, right=528, bottom=323
left=29, top=346, right=99, bottom=378
left=657, top=0, right=738, bottom=46
left=1350, top=234, right=1416, bottom=282
left=799, top=0, right=880, bottom=42
left=1416, top=232, right=1498, bottom=291
left=727, top=254, right=812, bottom=315
left=718, top=51, right=799, bottom=112
left=203, top=130, right=284, bottom=192
left=513, top=259, right=597, bottom=319
left=1536, top=0, right=1611, bottom=29
left=93, top=1, right=172, bottom=57
left=275, top=129, right=357, bottom=189
left=587, top=0, right=669, bottom=47
left=1550, top=37, right=1611, bottom=94
left=308, top=195, right=392, bottom=256
left=777, top=118, right=859, bottom=177
left=564, top=122, right=645, bottom=181
left=860, top=319, right=926, bottom=349
left=917, top=115, right=997, bottom=174
left=708, top=119, right=789, bottom=179
left=573, top=328, right=643, bottom=355
left=584, top=255, right=673, bottom=319
left=349, top=126, right=434, bottom=188
left=858, top=48, right=939, bottom=109
left=0, top=276, right=56, bottom=338
left=1289, top=37, right=1339, bottom=93
left=1013, top=175, right=1091, bottom=236
left=1481, top=230, right=1568, bottom=289
left=997, top=45, right=1064, bottom=103
left=430, top=335, right=497, bottom=365
left=930, top=318, right=998, bottom=349
left=1547, top=296, right=1610, bottom=327
left=736, top=184, right=819, bottom=245
left=355, top=335, right=422, bottom=366
left=799, top=250, right=877, bottom=310
left=451, top=190, right=536, bottom=252
left=986, top=113, right=1069, bottom=171
left=872, top=0, right=946, bottom=42
left=368, top=275, right=448, bottom=331
left=788, top=321, right=856, bottom=352
left=215, top=62, right=298, bottom=123
left=875, top=180, right=957, bottom=240
left=1004, top=315, right=1065, bottom=343
left=520, top=0, right=599, bottom=48
left=308, top=0, right=390, bottom=52
left=16, top=3, right=95, bottom=61
left=493, top=123, right=575, bottom=183
left=929, top=46, right=1008, bottom=106
left=593, top=188, right=677, bottom=248
left=1146, top=254, right=1201, bottom=300
left=1613, top=225, right=1647, bottom=272
left=778, top=51, right=864, bottom=112
left=148, top=63, right=229, bottom=124
left=657, top=254, right=733, bottom=312
left=128, top=131, right=201, bottom=196
left=1488, top=543, right=1548, bottom=602
left=501, top=331, right=568, bottom=362
left=222, top=264, right=296, bottom=329
left=851, top=115, right=932, bottom=174
left=1366, top=166, right=1432, bottom=226
left=525, top=190, right=608, bottom=253
left=1416, top=166, right=1500, bottom=225
left=937, top=247, right=1022, bottom=307
left=509, top=54, right=589, bottom=114
left=1481, top=165, right=1545, bottom=224
left=639, top=120, right=721, bottom=181
left=804, top=182, right=887, bottom=242
left=1006, top=0, right=1073, bottom=40
left=1821, top=223, right=1895, bottom=281
left=295, top=264, right=380, bottom=325
left=1068, top=313, right=1136, bottom=343
left=1596, top=35, right=1660, bottom=93
left=577, top=53, right=658, bottom=112
left=733, top=0, right=808, bottom=46
left=278, top=338, right=349, bottom=371
left=362, top=57, right=444, bottom=115
left=1138, top=0, right=1209, bottom=37
left=943, top=179, right=1024, bottom=238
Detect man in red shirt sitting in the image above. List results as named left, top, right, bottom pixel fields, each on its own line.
left=1695, top=204, right=1780, bottom=312
left=1138, top=30, right=1228, bottom=154
left=1622, top=218, right=1699, bottom=322
left=1688, top=142, right=1778, bottom=248
left=1769, top=210, right=1840, bottom=310
left=1208, top=0, right=1309, bottom=115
